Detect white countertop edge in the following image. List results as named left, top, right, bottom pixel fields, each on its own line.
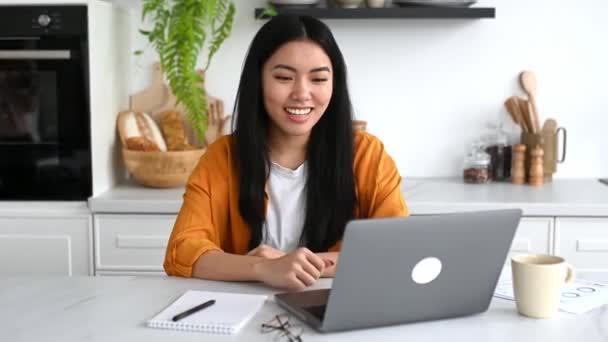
left=408, top=202, right=608, bottom=217
left=84, top=178, right=608, bottom=216
left=88, top=199, right=182, bottom=215
left=0, top=201, right=90, bottom=216
left=87, top=199, right=608, bottom=217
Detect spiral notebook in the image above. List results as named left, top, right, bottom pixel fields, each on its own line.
left=147, top=290, right=267, bottom=334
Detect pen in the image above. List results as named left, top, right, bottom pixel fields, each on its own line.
left=172, top=299, right=216, bottom=322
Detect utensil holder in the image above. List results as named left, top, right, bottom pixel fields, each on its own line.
left=521, top=127, right=567, bottom=182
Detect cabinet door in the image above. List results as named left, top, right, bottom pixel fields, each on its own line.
left=506, top=217, right=554, bottom=266
left=555, top=218, right=608, bottom=275
left=94, top=214, right=176, bottom=273
left=0, top=216, right=92, bottom=275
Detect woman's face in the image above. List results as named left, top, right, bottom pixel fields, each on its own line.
left=262, top=39, right=333, bottom=140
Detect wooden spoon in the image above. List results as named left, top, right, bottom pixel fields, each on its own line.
left=504, top=96, right=526, bottom=132
left=526, top=101, right=538, bottom=133
left=516, top=97, right=534, bottom=133
left=519, top=71, right=542, bottom=132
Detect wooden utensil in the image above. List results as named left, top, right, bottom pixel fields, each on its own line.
left=526, top=101, right=538, bottom=133
left=516, top=97, right=534, bottom=133
left=519, top=71, right=542, bottom=132
left=504, top=96, right=527, bottom=132
left=542, top=118, right=558, bottom=133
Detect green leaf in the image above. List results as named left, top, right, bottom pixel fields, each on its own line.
left=205, top=2, right=235, bottom=70
left=257, top=6, right=277, bottom=20
left=134, top=50, right=144, bottom=56
left=137, top=0, right=236, bottom=144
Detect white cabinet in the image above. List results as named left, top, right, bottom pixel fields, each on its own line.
left=507, top=217, right=554, bottom=261
left=0, top=214, right=93, bottom=275
left=94, top=214, right=176, bottom=275
left=555, top=218, right=608, bottom=275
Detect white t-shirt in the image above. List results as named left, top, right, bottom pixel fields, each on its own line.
left=262, top=161, right=307, bottom=252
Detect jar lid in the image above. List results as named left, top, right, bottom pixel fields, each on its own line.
left=472, top=156, right=491, bottom=166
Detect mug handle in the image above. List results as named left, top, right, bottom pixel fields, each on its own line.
left=564, top=263, right=575, bottom=285
left=557, top=127, right=567, bottom=163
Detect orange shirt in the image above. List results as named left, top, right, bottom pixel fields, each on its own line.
left=164, top=131, right=409, bottom=277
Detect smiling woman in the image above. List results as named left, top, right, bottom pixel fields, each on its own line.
left=163, top=15, right=409, bottom=291
left=262, top=40, right=333, bottom=142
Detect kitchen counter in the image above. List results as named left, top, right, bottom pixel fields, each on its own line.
left=403, top=178, right=608, bottom=216
left=88, top=178, right=608, bottom=217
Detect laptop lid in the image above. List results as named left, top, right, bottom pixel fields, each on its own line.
left=319, top=209, right=522, bottom=332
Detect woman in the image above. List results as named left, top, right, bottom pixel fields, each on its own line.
left=164, top=15, right=408, bottom=290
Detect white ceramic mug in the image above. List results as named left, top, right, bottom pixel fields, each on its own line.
left=511, top=254, right=575, bottom=318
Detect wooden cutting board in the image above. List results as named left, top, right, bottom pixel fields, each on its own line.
left=129, top=62, right=169, bottom=114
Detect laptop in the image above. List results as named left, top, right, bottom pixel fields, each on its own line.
left=275, top=209, right=522, bottom=332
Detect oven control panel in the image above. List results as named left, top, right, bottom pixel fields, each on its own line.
left=0, top=6, right=87, bottom=37
left=32, top=12, right=63, bottom=31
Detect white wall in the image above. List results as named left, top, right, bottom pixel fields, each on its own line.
left=88, top=0, right=130, bottom=195
left=121, top=0, right=608, bottom=178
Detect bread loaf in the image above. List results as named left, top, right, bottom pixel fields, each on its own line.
left=159, top=110, right=188, bottom=151
left=117, top=111, right=167, bottom=151
left=125, top=137, right=160, bottom=152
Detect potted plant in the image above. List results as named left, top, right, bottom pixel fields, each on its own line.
left=137, top=0, right=236, bottom=144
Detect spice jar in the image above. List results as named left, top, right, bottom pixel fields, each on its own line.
left=463, top=140, right=491, bottom=184
left=485, top=126, right=511, bottom=181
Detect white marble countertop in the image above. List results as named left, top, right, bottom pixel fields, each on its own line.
left=404, top=178, right=608, bottom=216
left=88, top=178, right=608, bottom=217
left=1, top=274, right=606, bottom=342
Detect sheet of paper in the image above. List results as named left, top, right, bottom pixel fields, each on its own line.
left=494, top=279, right=608, bottom=314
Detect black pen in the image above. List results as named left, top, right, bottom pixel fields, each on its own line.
left=172, top=299, right=216, bottom=322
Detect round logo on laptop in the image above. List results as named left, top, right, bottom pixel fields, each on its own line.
left=411, top=257, right=442, bottom=284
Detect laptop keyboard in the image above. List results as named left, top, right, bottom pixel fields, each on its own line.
left=305, top=304, right=327, bottom=321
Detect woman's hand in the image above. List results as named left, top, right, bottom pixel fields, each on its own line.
left=317, top=252, right=338, bottom=278
left=247, top=244, right=286, bottom=259
left=253, top=247, right=326, bottom=291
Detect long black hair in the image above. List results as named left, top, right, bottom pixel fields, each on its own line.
left=233, top=15, right=356, bottom=253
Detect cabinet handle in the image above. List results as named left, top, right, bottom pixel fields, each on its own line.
left=577, top=239, right=608, bottom=252
left=116, top=235, right=167, bottom=249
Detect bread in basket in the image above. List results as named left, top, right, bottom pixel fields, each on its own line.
left=117, top=110, right=205, bottom=188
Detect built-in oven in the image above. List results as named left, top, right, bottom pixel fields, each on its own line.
left=0, top=5, right=91, bottom=200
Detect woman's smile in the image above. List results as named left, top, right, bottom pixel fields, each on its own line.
left=285, top=107, right=314, bottom=123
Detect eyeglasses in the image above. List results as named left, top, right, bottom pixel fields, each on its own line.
left=261, top=313, right=304, bottom=342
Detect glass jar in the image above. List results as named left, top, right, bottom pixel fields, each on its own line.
left=484, top=126, right=511, bottom=181
left=463, top=140, right=491, bottom=184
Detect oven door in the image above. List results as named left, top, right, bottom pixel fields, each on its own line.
left=0, top=40, right=91, bottom=200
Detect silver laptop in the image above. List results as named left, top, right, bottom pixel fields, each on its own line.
left=275, top=209, right=522, bottom=332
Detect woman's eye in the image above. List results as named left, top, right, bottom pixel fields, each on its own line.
left=274, top=75, right=292, bottom=81
left=312, top=78, right=328, bottom=83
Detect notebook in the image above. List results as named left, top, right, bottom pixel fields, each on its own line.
left=147, top=290, right=267, bottom=334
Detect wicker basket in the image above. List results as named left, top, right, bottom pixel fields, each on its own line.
left=122, top=148, right=206, bottom=188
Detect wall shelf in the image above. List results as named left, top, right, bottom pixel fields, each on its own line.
left=255, top=6, right=495, bottom=19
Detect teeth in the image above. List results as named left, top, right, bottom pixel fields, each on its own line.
left=285, top=107, right=312, bottom=115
